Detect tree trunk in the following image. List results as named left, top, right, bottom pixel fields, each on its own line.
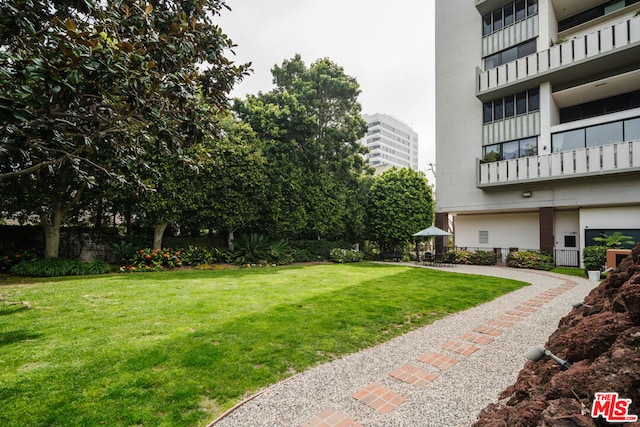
left=153, top=223, right=169, bottom=250
left=43, top=206, right=64, bottom=259
left=227, top=229, right=235, bottom=251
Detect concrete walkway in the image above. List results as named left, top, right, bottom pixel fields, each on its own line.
left=211, top=264, right=597, bottom=427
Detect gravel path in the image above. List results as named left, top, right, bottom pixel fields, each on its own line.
left=211, top=265, right=597, bottom=427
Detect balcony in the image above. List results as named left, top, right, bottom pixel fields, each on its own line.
left=477, top=15, right=640, bottom=100
left=477, top=139, right=640, bottom=187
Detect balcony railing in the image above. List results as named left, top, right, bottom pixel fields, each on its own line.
left=477, top=140, right=640, bottom=187
left=477, top=16, right=640, bottom=97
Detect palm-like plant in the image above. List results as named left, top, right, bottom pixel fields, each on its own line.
left=593, top=232, right=635, bottom=248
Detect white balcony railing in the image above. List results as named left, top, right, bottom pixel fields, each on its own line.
left=477, top=16, right=640, bottom=95
left=477, top=140, right=640, bottom=187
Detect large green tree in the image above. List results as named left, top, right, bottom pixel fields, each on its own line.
left=187, top=114, right=267, bottom=250
left=366, top=168, right=434, bottom=256
left=0, top=0, right=248, bottom=257
left=234, top=55, right=372, bottom=240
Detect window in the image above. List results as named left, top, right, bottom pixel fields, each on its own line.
left=559, top=90, right=640, bottom=123
left=493, top=9, right=503, bottom=31
left=483, top=137, right=538, bottom=161
left=483, top=89, right=540, bottom=124
left=484, top=39, right=536, bottom=70
left=503, top=141, right=520, bottom=159
left=553, top=116, right=640, bottom=152
left=505, top=95, right=515, bottom=118
left=558, top=0, right=640, bottom=32
left=479, top=231, right=489, bottom=244
left=483, top=102, right=493, bottom=123
left=504, top=3, right=514, bottom=26
left=483, top=0, right=538, bottom=36
left=564, top=236, right=577, bottom=248
left=528, top=88, right=539, bottom=111
left=515, top=0, right=526, bottom=20
left=552, top=129, right=584, bottom=152
left=483, top=14, right=492, bottom=36
left=516, top=92, right=527, bottom=115
left=494, top=99, right=504, bottom=121
left=586, top=122, right=623, bottom=147
left=625, top=117, right=640, bottom=141
left=520, top=137, right=538, bottom=156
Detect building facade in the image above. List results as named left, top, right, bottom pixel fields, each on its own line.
left=435, top=0, right=640, bottom=266
left=360, top=113, right=419, bottom=173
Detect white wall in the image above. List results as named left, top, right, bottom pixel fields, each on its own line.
left=554, top=210, right=580, bottom=249
left=454, top=212, right=539, bottom=249
left=580, top=206, right=640, bottom=231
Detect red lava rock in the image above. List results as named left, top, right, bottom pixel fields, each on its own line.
left=473, top=244, right=640, bottom=427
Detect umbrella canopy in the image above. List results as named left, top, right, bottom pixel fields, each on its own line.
left=412, top=225, right=452, bottom=237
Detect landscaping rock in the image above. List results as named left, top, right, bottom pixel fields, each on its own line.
left=474, top=243, right=640, bottom=427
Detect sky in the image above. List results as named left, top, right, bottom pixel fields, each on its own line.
left=217, top=0, right=436, bottom=174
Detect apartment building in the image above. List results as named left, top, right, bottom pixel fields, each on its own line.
left=360, top=113, right=419, bottom=173
left=435, top=0, right=640, bottom=266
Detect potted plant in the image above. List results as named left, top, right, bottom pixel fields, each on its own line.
left=583, top=245, right=606, bottom=281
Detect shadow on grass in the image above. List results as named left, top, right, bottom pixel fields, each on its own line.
left=0, top=330, right=41, bottom=346
left=0, top=303, right=29, bottom=316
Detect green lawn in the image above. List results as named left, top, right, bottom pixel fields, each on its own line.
left=0, top=263, right=527, bottom=426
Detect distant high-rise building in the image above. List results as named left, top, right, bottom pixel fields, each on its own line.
left=360, top=113, right=419, bottom=173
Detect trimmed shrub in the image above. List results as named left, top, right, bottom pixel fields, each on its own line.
left=11, top=258, right=110, bottom=277
left=583, top=245, right=607, bottom=272
left=452, top=250, right=497, bottom=266
left=507, top=250, right=554, bottom=270
left=329, top=248, right=364, bottom=263
left=290, top=239, right=352, bottom=262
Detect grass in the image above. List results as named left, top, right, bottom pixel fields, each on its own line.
left=551, top=267, right=587, bottom=278
left=0, top=263, right=528, bottom=426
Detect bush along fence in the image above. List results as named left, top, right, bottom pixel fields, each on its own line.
left=506, top=250, right=554, bottom=271
left=329, top=248, right=365, bottom=263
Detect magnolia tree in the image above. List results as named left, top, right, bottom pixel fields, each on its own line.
left=0, top=0, right=249, bottom=257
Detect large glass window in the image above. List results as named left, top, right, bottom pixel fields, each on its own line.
left=484, top=39, right=536, bottom=70
left=586, top=122, right=623, bottom=147
left=625, top=118, right=640, bottom=141
left=520, top=137, right=538, bottom=156
left=483, top=137, right=538, bottom=161
left=553, top=116, right=640, bottom=152
left=552, top=129, right=585, bottom=152
left=559, top=0, right=640, bottom=32
left=482, top=0, right=539, bottom=36
left=503, top=141, right=520, bottom=159
left=483, top=89, right=540, bottom=124
left=559, top=90, right=640, bottom=123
